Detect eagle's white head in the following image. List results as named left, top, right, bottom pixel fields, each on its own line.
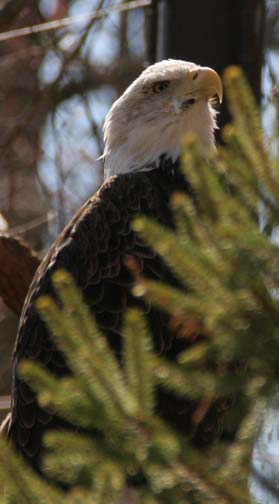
left=103, top=59, right=223, bottom=180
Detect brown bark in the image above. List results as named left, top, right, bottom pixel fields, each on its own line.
left=0, top=234, right=40, bottom=315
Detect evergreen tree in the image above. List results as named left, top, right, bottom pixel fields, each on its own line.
left=1, top=67, right=279, bottom=503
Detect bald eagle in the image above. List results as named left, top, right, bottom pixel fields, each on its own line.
left=9, top=60, right=223, bottom=469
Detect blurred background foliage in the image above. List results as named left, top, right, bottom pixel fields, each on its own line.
left=0, top=0, right=152, bottom=410
left=1, top=66, right=279, bottom=503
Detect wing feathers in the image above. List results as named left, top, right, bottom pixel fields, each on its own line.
left=10, top=166, right=196, bottom=467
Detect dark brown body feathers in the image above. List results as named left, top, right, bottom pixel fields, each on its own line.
left=9, top=163, right=226, bottom=470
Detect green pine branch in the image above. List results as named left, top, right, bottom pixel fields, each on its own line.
left=1, top=67, right=279, bottom=503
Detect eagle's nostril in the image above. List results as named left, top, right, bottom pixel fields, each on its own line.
left=181, top=98, right=196, bottom=110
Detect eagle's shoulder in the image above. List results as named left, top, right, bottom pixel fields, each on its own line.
left=13, top=168, right=178, bottom=366
left=23, top=170, right=170, bottom=300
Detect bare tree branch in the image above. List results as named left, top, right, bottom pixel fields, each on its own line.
left=0, top=0, right=151, bottom=42
left=52, top=57, right=144, bottom=107
left=0, top=411, right=11, bottom=437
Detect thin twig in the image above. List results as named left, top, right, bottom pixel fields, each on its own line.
left=0, top=0, right=152, bottom=42
left=9, top=211, right=56, bottom=236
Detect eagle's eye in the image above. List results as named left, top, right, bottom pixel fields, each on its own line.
left=152, top=80, right=170, bottom=93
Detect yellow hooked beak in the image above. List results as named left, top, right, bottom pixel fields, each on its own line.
left=189, top=66, right=223, bottom=103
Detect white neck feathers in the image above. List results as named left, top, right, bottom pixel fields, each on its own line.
left=103, top=97, right=217, bottom=180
